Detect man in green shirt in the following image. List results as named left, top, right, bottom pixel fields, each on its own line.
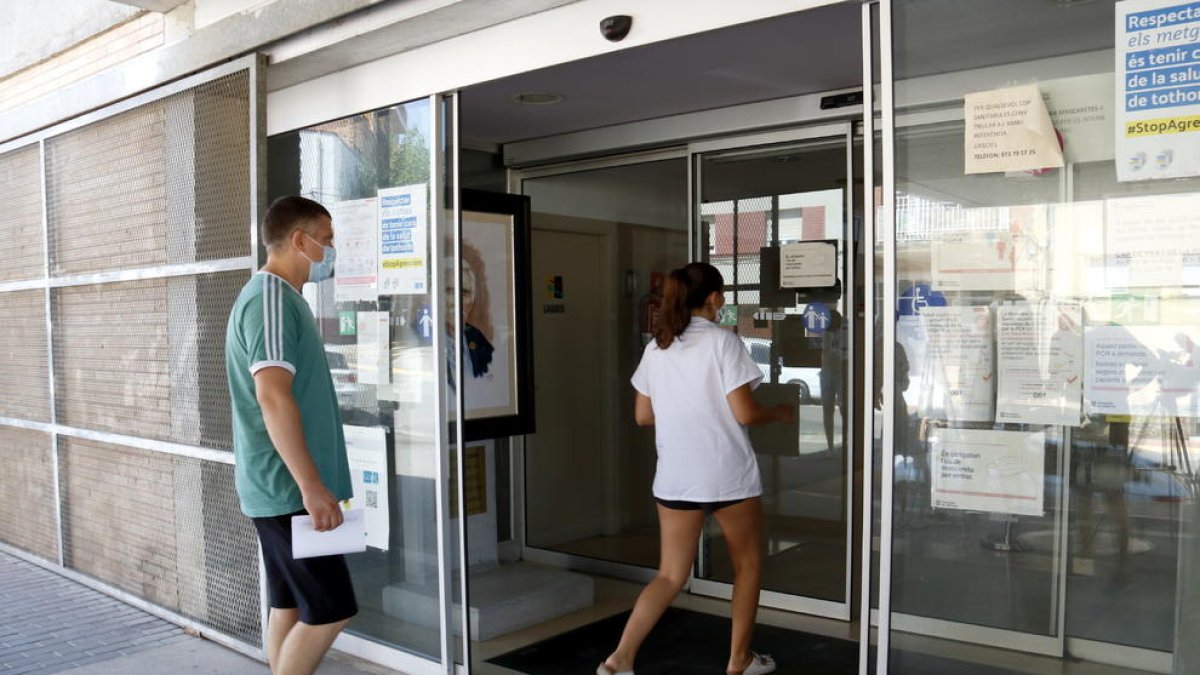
left=225, top=195, right=355, bottom=675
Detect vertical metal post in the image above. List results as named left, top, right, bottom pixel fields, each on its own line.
left=429, top=93, right=456, bottom=675
left=875, top=0, right=897, bottom=672
left=449, top=90, right=472, bottom=673
left=843, top=123, right=857, bottom=628
left=40, top=139, right=64, bottom=569
left=857, top=4, right=878, bottom=672
left=247, top=53, right=270, bottom=655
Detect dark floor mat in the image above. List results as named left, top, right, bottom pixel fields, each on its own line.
left=487, top=606, right=1026, bottom=674
left=487, top=607, right=856, bottom=674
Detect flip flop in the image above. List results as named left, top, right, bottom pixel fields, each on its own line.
left=597, top=662, right=634, bottom=675
left=728, top=652, right=776, bottom=675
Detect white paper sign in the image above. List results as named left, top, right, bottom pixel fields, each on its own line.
left=378, top=184, right=428, bottom=295
left=331, top=197, right=378, bottom=303
left=1044, top=74, right=1115, bottom=164
left=355, top=311, right=390, bottom=386
left=931, top=429, right=1046, bottom=516
left=1106, top=193, right=1200, bottom=287
left=291, top=509, right=366, bottom=559
left=344, top=426, right=389, bottom=551
left=1085, top=324, right=1200, bottom=417
left=996, top=302, right=1084, bottom=426
left=779, top=241, right=837, bottom=288
left=920, top=306, right=995, bottom=422
left=964, top=84, right=1064, bottom=174
left=1116, top=0, right=1200, bottom=181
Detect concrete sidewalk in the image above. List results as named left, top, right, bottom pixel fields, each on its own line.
left=0, top=551, right=389, bottom=674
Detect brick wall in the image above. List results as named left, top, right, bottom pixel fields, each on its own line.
left=46, top=102, right=168, bottom=276
left=0, top=145, right=44, bottom=282
left=55, top=279, right=171, bottom=440
left=0, top=13, right=164, bottom=115
left=59, top=437, right=179, bottom=608
left=0, top=427, right=57, bottom=562
left=0, top=290, right=50, bottom=422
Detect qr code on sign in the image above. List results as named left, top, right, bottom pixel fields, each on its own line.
left=366, top=491, right=378, bottom=509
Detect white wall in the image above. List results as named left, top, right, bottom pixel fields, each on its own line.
left=1, top=0, right=138, bottom=78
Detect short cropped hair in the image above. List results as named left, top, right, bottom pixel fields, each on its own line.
left=262, top=196, right=331, bottom=249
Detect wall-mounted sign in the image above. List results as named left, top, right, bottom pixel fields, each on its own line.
left=897, top=284, right=946, bottom=317
left=1116, top=0, right=1200, bottom=181
left=964, top=84, right=1063, bottom=174
left=931, top=428, right=1046, bottom=517
left=802, top=302, right=831, bottom=336
left=344, top=425, right=389, bottom=550
left=780, top=240, right=837, bottom=288
left=331, top=197, right=378, bottom=303
left=717, top=304, right=738, bottom=326
left=377, top=184, right=428, bottom=295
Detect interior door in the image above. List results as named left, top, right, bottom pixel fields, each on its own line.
left=688, top=124, right=857, bottom=620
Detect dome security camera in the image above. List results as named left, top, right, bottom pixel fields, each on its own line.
left=600, top=15, right=633, bottom=42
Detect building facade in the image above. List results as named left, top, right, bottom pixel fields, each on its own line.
left=2, top=1, right=1199, bottom=673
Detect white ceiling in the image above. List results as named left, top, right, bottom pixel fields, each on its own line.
left=460, top=0, right=1116, bottom=148
left=461, top=3, right=862, bottom=145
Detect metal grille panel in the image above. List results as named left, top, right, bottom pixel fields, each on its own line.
left=0, top=427, right=56, bottom=562
left=0, top=59, right=260, bottom=652
left=45, top=72, right=251, bottom=276
left=54, top=278, right=171, bottom=439
left=58, top=438, right=261, bottom=644
left=0, top=145, right=44, bottom=283
left=53, top=270, right=245, bottom=448
left=0, top=289, right=50, bottom=422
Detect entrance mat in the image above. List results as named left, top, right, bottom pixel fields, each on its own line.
left=487, top=607, right=1021, bottom=675
left=487, top=607, right=855, bottom=674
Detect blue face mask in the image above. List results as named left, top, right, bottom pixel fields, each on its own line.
left=303, top=234, right=336, bottom=283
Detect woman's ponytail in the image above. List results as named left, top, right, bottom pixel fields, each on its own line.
left=653, top=263, right=724, bottom=349
left=655, top=269, right=691, bottom=349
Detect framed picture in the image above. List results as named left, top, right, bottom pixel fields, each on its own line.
left=460, top=189, right=535, bottom=441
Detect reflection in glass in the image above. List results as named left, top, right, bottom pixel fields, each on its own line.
left=268, top=98, right=449, bottom=658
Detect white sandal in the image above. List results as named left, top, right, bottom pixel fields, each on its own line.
left=596, top=662, right=634, bottom=675
left=728, top=652, right=775, bottom=675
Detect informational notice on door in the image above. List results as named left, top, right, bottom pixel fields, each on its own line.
left=931, top=428, right=1046, bottom=516
left=1044, top=73, right=1115, bottom=164
left=355, top=311, right=390, bottom=385
left=996, top=302, right=1084, bottom=426
left=377, top=184, right=428, bottom=295
left=344, top=425, right=389, bottom=550
left=963, top=84, right=1063, bottom=174
left=330, top=197, right=378, bottom=303
left=1106, top=193, right=1200, bottom=287
left=1116, top=0, right=1200, bottom=181
left=920, top=306, right=996, bottom=422
left=779, top=241, right=837, bottom=288
left=1084, top=324, right=1200, bottom=416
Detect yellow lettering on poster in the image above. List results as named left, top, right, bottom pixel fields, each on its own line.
left=1125, top=114, right=1200, bottom=136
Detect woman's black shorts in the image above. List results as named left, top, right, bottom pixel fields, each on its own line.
left=252, top=510, right=358, bottom=626
left=654, top=497, right=747, bottom=515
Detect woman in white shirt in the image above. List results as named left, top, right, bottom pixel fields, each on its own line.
left=598, top=262, right=792, bottom=675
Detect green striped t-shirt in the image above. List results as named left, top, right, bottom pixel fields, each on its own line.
left=224, top=271, right=351, bottom=517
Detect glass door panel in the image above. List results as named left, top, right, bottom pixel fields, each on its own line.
left=268, top=95, right=459, bottom=669
left=691, top=127, right=855, bottom=616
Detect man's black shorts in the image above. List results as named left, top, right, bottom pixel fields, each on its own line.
left=252, top=510, right=358, bottom=626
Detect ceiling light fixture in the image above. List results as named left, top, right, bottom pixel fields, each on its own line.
left=512, top=91, right=564, bottom=106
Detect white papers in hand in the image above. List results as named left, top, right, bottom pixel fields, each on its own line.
left=291, top=509, right=366, bottom=559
